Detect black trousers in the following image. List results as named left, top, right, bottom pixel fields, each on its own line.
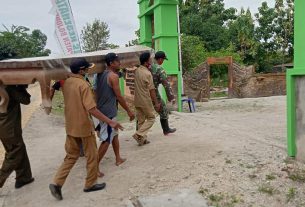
left=0, top=135, right=32, bottom=187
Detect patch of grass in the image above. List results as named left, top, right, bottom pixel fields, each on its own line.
left=51, top=91, right=64, bottom=116
left=266, top=173, right=276, bottom=180
left=258, top=184, right=277, bottom=196
left=245, top=164, right=255, bottom=169
left=208, top=194, right=224, bottom=202
left=210, top=91, right=227, bottom=98
left=198, top=187, right=209, bottom=196
left=248, top=174, right=257, bottom=179
left=225, top=159, right=232, bottom=164
left=199, top=188, right=243, bottom=207
left=286, top=187, right=297, bottom=203
left=51, top=91, right=130, bottom=123
left=288, top=169, right=305, bottom=183
left=284, top=157, right=295, bottom=164
left=116, top=106, right=129, bottom=122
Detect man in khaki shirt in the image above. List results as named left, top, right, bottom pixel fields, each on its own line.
left=49, top=58, right=123, bottom=200
left=133, top=52, right=160, bottom=146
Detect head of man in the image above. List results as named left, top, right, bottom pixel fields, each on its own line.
left=105, top=53, right=121, bottom=72
left=140, top=52, right=152, bottom=69
left=70, top=57, right=95, bottom=76
left=154, top=51, right=168, bottom=65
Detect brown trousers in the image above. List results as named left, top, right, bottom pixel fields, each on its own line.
left=53, top=134, right=98, bottom=189
left=0, top=135, right=32, bottom=188
left=135, top=106, right=155, bottom=137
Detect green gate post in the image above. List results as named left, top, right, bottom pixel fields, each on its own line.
left=138, top=0, right=182, bottom=112
left=287, top=0, right=305, bottom=157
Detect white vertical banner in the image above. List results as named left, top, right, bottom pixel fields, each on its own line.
left=50, top=0, right=82, bottom=55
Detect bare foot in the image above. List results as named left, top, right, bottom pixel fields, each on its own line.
left=97, top=171, right=105, bottom=177
left=116, top=158, right=127, bottom=166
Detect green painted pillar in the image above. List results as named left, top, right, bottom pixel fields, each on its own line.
left=294, top=0, right=305, bottom=70
left=287, top=0, right=305, bottom=157
left=138, top=0, right=182, bottom=111
left=119, top=77, right=125, bottom=96
left=138, top=0, right=153, bottom=47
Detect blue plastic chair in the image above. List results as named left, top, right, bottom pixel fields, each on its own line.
left=181, top=97, right=196, bottom=113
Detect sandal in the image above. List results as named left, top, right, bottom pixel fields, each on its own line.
left=133, top=134, right=145, bottom=146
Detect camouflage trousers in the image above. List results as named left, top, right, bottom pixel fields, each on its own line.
left=158, top=98, right=169, bottom=120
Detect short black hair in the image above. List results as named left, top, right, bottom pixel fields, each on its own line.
left=140, top=52, right=151, bottom=65
left=105, top=53, right=119, bottom=66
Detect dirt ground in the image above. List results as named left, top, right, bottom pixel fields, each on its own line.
left=1, top=92, right=305, bottom=207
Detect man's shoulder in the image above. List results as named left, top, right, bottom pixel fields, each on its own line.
left=136, top=66, right=149, bottom=74
left=153, top=64, right=164, bottom=73
left=65, top=76, right=89, bottom=89
left=108, top=71, right=119, bottom=79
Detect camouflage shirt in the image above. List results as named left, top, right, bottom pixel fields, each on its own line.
left=151, top=63, right=175, bottom=101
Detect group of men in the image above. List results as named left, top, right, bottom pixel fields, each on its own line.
left=0, top=50, right=176, bottom=201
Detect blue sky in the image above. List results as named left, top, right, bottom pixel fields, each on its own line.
left=0, top=0, right=275, bottom=54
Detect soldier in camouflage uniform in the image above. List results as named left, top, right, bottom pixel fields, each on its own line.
left=151, top=51, right=176, bottom=135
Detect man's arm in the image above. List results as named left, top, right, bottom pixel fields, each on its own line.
left=8, top=85, right=31, bottom=105
left=88, top=107, right=123, bottom=130
left=109, top=73, right=135, bottom=120
left=159, top=68, right=175, bottom=102
left=81, top=83, right=123, bottom=130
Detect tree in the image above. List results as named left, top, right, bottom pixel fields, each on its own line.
left=80, top=19, right=118, bottom=52
left=181, top=35, right=207, bottom=74
left=255, top=2, right=277, bottom=51
left=0, top=25, right=51, bottom=60
left=274, top=0, right=294, bottom=59
left=228, top=8, right=256, bottom=65
left=254, top=2, right=279, bottom=72
left=253, top=0, right=294, bottom=72
left=125, top=29, right=140, bottom=47
left=179, top=0, right=237, bottom=51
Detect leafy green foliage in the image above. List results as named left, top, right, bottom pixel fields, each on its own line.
left=178, top=0, right=294, bottom=74
left=228, top=8, right=256, bottom=65
left=0, top=25, right=51, bottom=60
left=125, top=29, right=140, bottom=47
left=180, top=0, right=236, bottom=51
left=181, top=35, right=207, bottom=73
left=80, top=19, right=118, bottom=52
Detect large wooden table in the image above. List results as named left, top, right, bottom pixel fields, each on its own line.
left=0, top=46, right=152, bottom=114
